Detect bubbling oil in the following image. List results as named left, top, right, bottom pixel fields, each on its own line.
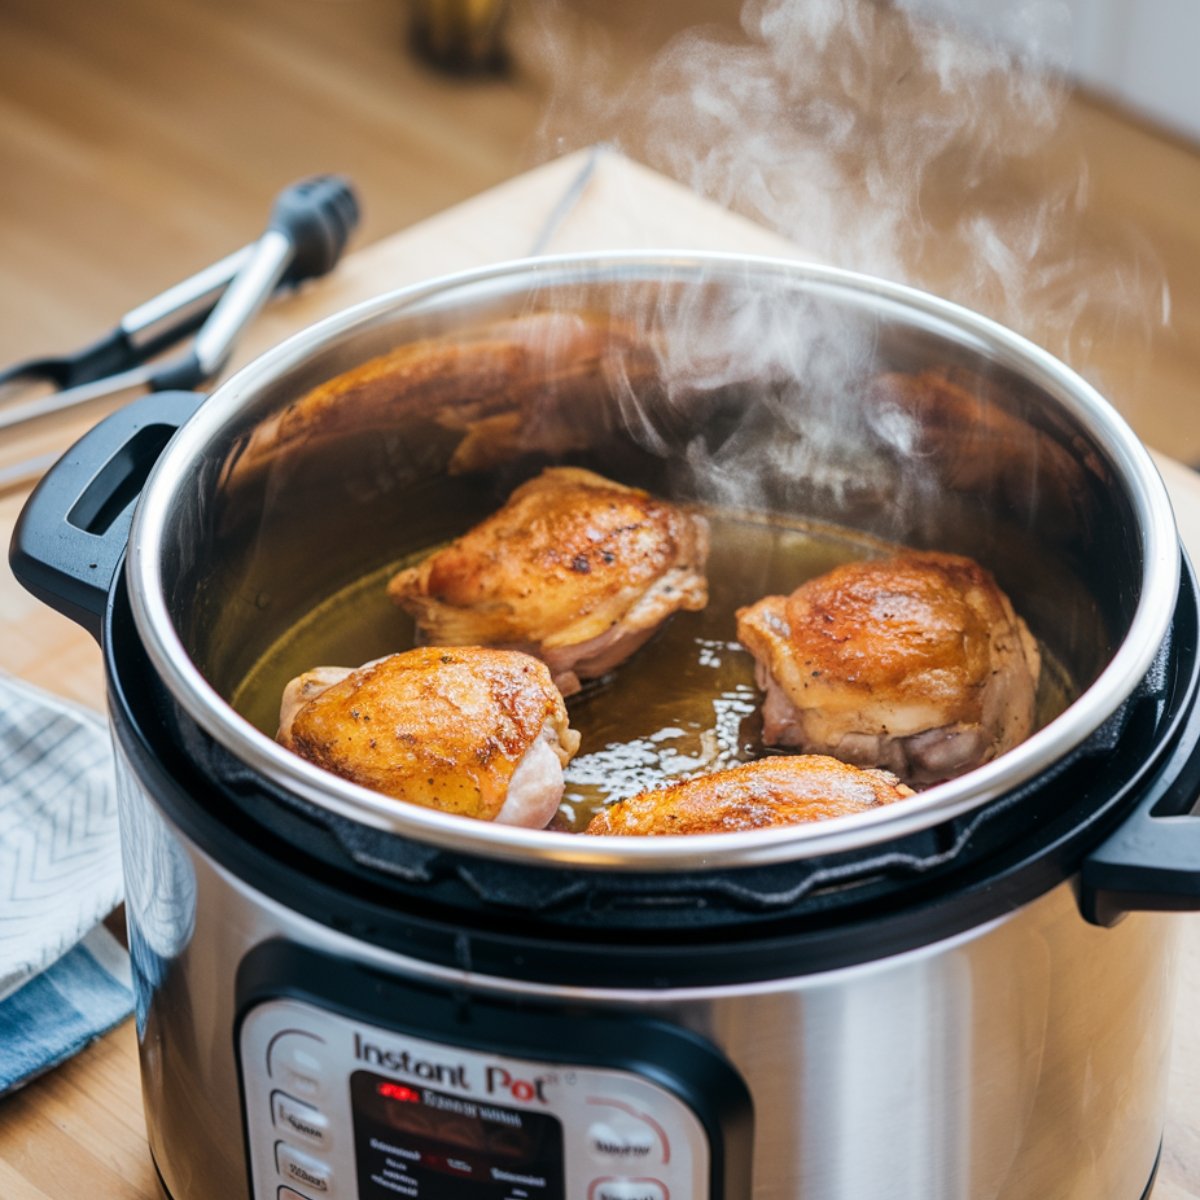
left=232, top=509, right=1075, bottom=832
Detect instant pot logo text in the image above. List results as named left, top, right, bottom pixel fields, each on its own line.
left=484, top=1065, right=552, bottom=1103
left=355, top=1035, right=470, bottom=1090
left=354, top=1035, right=553, bottom=1103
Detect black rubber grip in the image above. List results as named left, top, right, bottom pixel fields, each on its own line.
left=149, top=349, right=206, bottom=393
left=0, top=329, right=135, bottom=392
left=269, top=174, right=361, bottom=286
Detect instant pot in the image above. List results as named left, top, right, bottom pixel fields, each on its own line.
left=12, top=255, right=1200, bottom=1200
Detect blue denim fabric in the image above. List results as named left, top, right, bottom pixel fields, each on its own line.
left=0, top=924, right=132, bottom=1094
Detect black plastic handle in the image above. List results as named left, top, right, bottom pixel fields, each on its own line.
left=1081, top=718, right=1200, bottom=926
left=9, top=390, right=206, bottom=642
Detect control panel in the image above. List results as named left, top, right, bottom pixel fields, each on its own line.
left=240, top=998, right=711, bottom=1200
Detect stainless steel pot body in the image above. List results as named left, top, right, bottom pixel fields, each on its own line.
left=14, top=254, right=1199, bottom=1200
left=115, top=738, right=1177, bottom=1200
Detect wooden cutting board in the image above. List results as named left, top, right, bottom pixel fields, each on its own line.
left=2, top=149, right=1199, bottom=1200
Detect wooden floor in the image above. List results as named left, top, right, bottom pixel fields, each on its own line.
left=0, top=0, right=1198, bottom=462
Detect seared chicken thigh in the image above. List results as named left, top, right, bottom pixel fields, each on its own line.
left=736, top=552, right=1040, bottom=785
left=388, top=467, right=709, bottom=696
left=277, top=647, right=580, bottom=828
left=584, top=755, right=912, bottom=836
left=232, top=312, right=657, bottom=482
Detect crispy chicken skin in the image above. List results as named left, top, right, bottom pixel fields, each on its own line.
left=584, top=755, right=912, bottom=836
left=387, top=467, right=710, bottom=696
left=736, top=552, right=1041, bottom=785
left=277, top=647, right=581, bottom=828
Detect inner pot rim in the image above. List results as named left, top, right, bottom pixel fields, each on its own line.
left=124, top=251, right=1181, bottom=871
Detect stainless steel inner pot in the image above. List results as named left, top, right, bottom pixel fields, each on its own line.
left=125, top=252, right=1180, bottom=867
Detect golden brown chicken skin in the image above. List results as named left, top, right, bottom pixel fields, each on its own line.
left=866, top=368, right=1089, bottom=529
left=584, top=755, right=912, bottom=836
left=388, top=467, right=709, bottom=696
left=736, top=552, right=1041, bottom=785
left=277, top=647, right=581, bottom=828
left=233, top=312, right=657, bottom=481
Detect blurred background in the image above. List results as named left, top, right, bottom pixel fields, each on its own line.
left=1, top=0, right=1197, bottom=460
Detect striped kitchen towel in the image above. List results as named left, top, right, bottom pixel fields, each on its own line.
left=0, top=671, right=132, bottom=1093
left=0, top=923, right=132, bottom=1093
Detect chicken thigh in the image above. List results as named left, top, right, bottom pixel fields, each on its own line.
left=584, top=755, right=912, bottom=836
left=277, top=647, right=581, bottom=828
left=388, top=467, right=709, bottom=696
left=229, top=312, right=659, bottom=484
left=736, top=552, right=1041, bottom=785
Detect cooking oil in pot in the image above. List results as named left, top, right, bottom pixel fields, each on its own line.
left=232, top=509, right=1074, bottom=831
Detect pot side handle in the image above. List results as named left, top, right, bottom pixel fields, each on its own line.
left=1080, top=698, right=1200, bottom=927
left=8, top=390, right=205, bottom=642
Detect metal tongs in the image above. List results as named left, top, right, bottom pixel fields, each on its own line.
left=0, top=175, right=360, bottom=487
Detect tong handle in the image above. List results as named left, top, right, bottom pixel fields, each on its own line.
left=0, top=174, right=360, bottom=403
left=9, top=391, right=205, bottom=642
left=0, top=247, right=252, bottom=397
left=179, top=174, right=361, bottom=385
left=0, top=328, right=131, bottom=394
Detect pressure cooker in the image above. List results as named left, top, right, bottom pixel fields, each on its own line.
left=12, top=254, right=1200, bottom=1200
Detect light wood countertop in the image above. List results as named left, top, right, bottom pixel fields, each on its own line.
left=1, top=150, right=1199, bottom=1200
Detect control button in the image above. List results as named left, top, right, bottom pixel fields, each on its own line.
left=276, top=1143, right=332, bottom=1194
left=272, top=1092, right=330, bottom=1149
left=278, top=1189, right=317, bottom=1200
left=280, top=1068, right=322, bottom=1100
left=589, top=1180, right=668, bottom=1200
left=585, top=1097, right=670, bottom=1164
left=588, top=1121, right=656, bottom=1163
left=267, top=1032, right=326, bottom=1099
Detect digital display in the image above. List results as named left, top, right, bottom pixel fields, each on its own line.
left=351, top=1070, right=565, bottom=1199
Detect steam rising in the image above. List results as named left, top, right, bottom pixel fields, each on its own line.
left=522, top=0, right=1167, bottom=368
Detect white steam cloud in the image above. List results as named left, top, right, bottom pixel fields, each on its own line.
left=520, top=0, right=1168, bottom=369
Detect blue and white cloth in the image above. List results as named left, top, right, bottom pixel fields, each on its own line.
left=0, top=671, right=132, bottom=1094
